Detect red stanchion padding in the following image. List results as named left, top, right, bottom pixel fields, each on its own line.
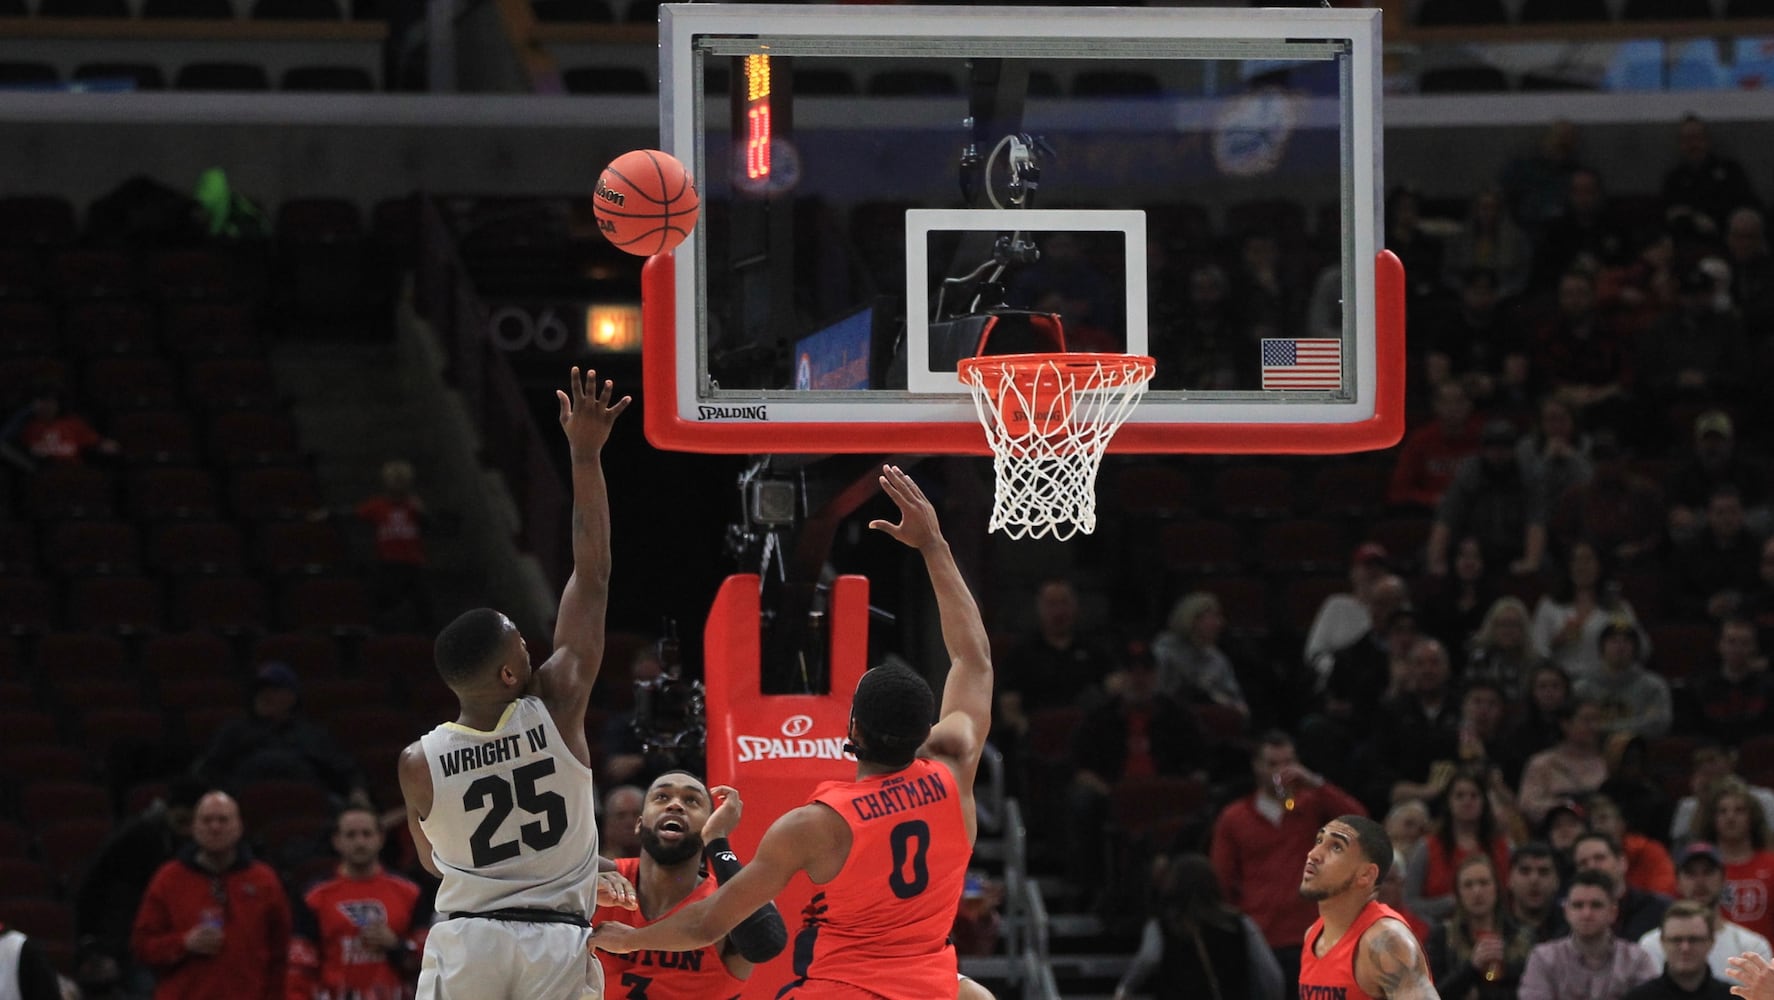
left=704, top=573, right=871, bottom=999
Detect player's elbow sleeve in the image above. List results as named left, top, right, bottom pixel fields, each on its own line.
left=728, top=904, right=788, bottom=963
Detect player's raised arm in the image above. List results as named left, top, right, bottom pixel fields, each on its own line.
left=869, top=465, right=993, bottom=777
left=537, top=367, right=630, bottom=712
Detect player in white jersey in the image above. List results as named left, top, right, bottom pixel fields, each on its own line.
left=399, top=368, right=634, bottom=1000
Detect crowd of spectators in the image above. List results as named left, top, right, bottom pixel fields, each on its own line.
left=996, top=111, right=1774, bottom=999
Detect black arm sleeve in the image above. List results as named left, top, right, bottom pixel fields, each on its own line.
left=16, top=937, right=63, bottom=1000
left=705, top=837, right=788, bottom=963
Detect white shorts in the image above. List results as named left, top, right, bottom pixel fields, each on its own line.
left=417, top=918, right=602, bottom=1000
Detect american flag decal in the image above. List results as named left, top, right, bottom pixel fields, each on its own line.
left=1260, top=338, right=1342, bottom=390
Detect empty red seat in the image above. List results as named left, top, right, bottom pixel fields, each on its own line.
left=1212, top=464, right=1297, bottom=519
left=1108, top=462, right=1193, bottom=519
left=0, top=197, right=76, bottom=248
left=208, top=411, right=301, bottom=465
left=20, top=780, right=111, bottom=826
left=51, top=249, right=137, bottom=299
left=112, top=410, right=201, bottom=466
left=177, top=576, right=270, bottom=634
left=1159, top=519, right=1247, bottom=575
left=0, top=821, right=30, bottom=859
left=1259, top=519, right=1348, bottom=573
left=181, top=705, right=240, bottom=746
left=144, top=248, right=242, bottom=302
left=186, top=358, right=278, bottom=411
left=148, top=521, right=245, bottom=576
left=141, top=631, right=236, bottom=682
left=0, top=898, right=75, bottom=947
left=163, top=302, right=263, bottom=358
left=258, top=520, right=346, bottom=575
left=1648, top=622, right=1717, bottom=681
left=0, top=859, right=57, bottom=899
left=280, top=578, right=373, bottom=634
left=43, top=519, right=140, bottom=575
left=65, top=300, right=157, bottom=358
left=302, top=677, right=390, bottom=718
left=34, top=631, right=129, bottom=678
left=0, top=356, right=70, bottom=409
left=25, top=465, right=115, bottom=519
left=77, top=707, right=169, bottom=755
left=1309, top=462, right=1391, bottom=519
left=1109, top=774, right=1207, bottom=839
left=237, top=779, right=333, bottom=827
left=1280, top=575, right=1349, bottom=635
left=0, top=745, right=88, bottom=782
left=159, top=674, right=246, bottom=711
left=230, top=465, right=321, bottom=521
left=66, top=576, right=163, bottom=635
left=360, top=633, right=434, bottom=684
left=0, top=301, right=58, bottom=357
left=0, top=523, right=37, bottom=576
left=129, top=466, right=219, bottom=521
left=82, top=356, right=180, bottom=410
left=0, top=579, right=55, bottom=635
left=251, top=632, right=341, bottom=676
left=0, top=710, right=61, bottom=744
left=34, top=818, right=113, bottom=882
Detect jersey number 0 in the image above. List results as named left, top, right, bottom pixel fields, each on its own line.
left=463, top=758, right=570, bottom=866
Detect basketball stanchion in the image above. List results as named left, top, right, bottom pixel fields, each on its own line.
left=956, top=352, right=1156, bottom=540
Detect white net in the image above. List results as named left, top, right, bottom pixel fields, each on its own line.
left=957, top=353, right=1156, bottom=541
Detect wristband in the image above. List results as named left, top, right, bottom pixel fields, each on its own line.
left=705, top=837, right=742, bottom=884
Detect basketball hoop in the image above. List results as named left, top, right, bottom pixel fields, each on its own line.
left=957, top=352, right=1156, bottom=541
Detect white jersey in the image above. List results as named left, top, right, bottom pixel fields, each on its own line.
left=0, top=928, right=24, bottom=1000
left=419, top=695, right=600, bottom=918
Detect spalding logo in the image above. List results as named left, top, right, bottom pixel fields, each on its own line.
left=733, top=714, right=852, bottom=763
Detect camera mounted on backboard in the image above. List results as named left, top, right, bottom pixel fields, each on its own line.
left=631, top=619, right=708, bottom=764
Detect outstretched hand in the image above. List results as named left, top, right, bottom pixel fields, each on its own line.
left=702, top=785, right=742, bottom=842
left=556, top=367, right=631, bottom=453
left=1728, top=952, right=1774, bottom=1000
left=596, top=870, right=638, bottom=911
left=590, top=922, right=639, bottom=954
left=868, top=465, right=942, bottom=551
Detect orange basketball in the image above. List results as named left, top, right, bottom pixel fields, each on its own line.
left=594, top=149, right=700, bottom=257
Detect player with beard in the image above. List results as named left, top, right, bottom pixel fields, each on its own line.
left=1299, top=815, right=1442, bottom=1000
left=591, top=771, right=786, bottom=998
left=591, top=465, right=993, bottom=1000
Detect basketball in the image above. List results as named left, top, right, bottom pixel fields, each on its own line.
left=594, top=149, right=700, bottom=257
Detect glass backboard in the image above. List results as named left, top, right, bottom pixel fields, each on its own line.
left=642, top=4, right=1403, bottom=455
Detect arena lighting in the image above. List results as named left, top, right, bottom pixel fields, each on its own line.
left=585, top=303, right=642, bottom=350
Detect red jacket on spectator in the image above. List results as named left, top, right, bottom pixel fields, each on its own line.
left=131, top=846, right=291, bottom=1000
left=1389, top=414, right=1484, bottom=509
left=286, top=866, right=427, bottom=1000
left=1210, top=781, right=1367, bottom=949
left=354, top=496, right=425, bottom=566
left=21, top=415, right=102, bottom=462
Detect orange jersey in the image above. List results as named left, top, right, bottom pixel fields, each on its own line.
left=1299, top=902, right=1407, bottom=1000
left=592, top=856, right=743, bottom=1000
left=787, top=757, right=968, bottom=999
left=287, top=868, right=425, bottom=1000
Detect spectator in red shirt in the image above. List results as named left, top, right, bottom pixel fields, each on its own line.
left=286, top=805, right=428, bottom=1000
left=312, top=458, right=433, bottom=629
left=1, top=386, right=117, bottom=469
left=131, top=790, right=292, bottom=1000
left=1209, top=731, right=1366, bottom=997
left=1389, top=380, right=1485, bottom=510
